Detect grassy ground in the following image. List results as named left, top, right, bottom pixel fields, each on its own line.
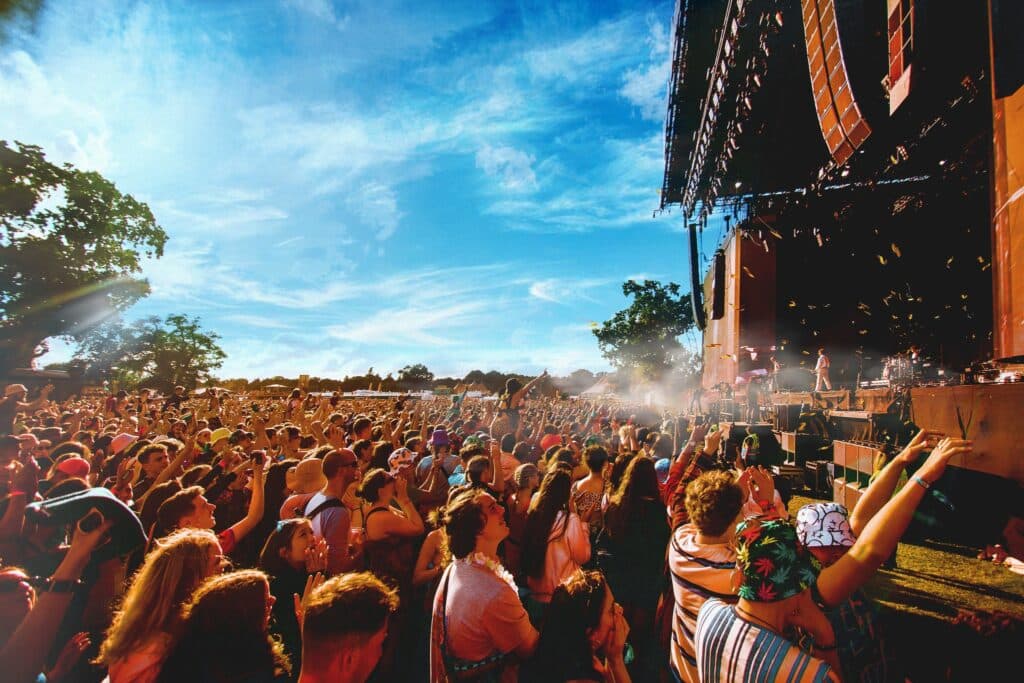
left=789, top=494, right=1024, bottom=681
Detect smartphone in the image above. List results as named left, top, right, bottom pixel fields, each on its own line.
left=251, top=403, right=260, bottom=412
left=78, top=508, right=104, bottom=533
left=250, top=450, right=266, bottom=466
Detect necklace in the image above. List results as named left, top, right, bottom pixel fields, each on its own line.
left=462, top=552, right=517, bottom=592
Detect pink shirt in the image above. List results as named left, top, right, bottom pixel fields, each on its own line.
left=431, top=560, right=537, bottom=683
left=525, top=511, right=590, bottom=602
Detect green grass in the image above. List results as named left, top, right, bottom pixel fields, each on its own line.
left=789, top=493, right=1024, bottom=622
left=789, top=494, right=1024, bottom=680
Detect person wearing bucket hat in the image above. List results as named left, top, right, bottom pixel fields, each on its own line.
left=784, top=430, right=965, bottom=683
left=694, top=515, right=841, bottom=682
left=387, top=447, right=414, bottom=474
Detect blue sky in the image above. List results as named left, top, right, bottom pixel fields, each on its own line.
left=4, top=0, right=723, bottom=379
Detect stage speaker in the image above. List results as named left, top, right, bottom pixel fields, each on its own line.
left=801, top=0, right=871, bottom=164
left=711, top=249, right=726, bottom=320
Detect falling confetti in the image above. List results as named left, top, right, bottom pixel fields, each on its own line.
left=877, top=255, right=888, bottom=265
left=891, top=243, right=902, bottom=257
left=859, top=329, right=869, bottom=335
left=788, top=300, right=797, bottom=308
left=768, top=228, right=783, bottom=240
left=742, top=266, right=756, bottom=279
left=946, top=257, right=954, bottom=268
left=588, top=321, right=598, bottom=328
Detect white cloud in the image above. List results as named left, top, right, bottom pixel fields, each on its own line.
left=475, top=144, right=538, bottom=192
left=528, top=277, right=611, bottom=304
left=619, top=17, right=672, bottom=121
left=346, top=182, right=402, bottom=241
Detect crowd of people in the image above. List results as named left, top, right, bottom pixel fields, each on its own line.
left=0, top=378, right=973, bottom=682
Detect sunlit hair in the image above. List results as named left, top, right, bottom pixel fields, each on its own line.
left=443, top=490, right=487, bottom=559
left=606, top=456, right=661, bottom=539
left=157, top=569, right=289, bottom=682
left=684, top=470, right=744, bottom=536
left=607, top=451, right=636, bottom=495
left=302, top=572, right=398, bottom=665
left=529, top=569, right=609, bottom=682
left=521, top=468, right=572, bottom=580
left=97, top=528, right=220, bottom=666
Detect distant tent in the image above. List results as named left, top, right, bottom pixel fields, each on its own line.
left=452, top=383, right=491, bottom=394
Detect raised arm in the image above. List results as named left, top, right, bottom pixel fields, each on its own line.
left=817, top=438, right=972, bottom=607
left=226, top=460, right=265, bottom=544
left=0, top=515, right=112, bottom=683
left=849, top=429, right=938, bottom=537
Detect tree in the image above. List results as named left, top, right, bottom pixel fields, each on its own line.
left=73, top=314, right=225, bottom=391
left=0, top=141, right=167, bottom=374
left=593, top=280, right=697, bottom=381
left=397, top=363, right=434, bottom=389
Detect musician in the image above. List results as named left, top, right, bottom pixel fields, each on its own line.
left=814, top=347, right=832, bottom=391
left=768, top=355, right=781, bottom=392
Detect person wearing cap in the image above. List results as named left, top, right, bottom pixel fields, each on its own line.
left=688, top=432, right=972, bottom=683
left=694, top=516, right=841, bottom=682
left=415, top=428, right=458, bottom=484
left=208, top=427, right=232, bottom=456
left=788, top=429, right=963, bottom=683
left=1, top=383, right=53, bottom=435
left=108, top=433, right=138, bottom=458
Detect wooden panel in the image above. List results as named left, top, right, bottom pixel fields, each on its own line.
left=992, top=79, right=1024, bottom=358
left=910, top=384, right=1024, bottom=483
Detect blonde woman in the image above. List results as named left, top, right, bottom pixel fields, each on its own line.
left=98, top=529, right=223, bottom=683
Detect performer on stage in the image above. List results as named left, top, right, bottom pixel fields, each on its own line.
left=768, top=355, right=781, bottom=392
left=688, top=384, right=704, bottom=415
left=814, top=347, right=832, bottom=391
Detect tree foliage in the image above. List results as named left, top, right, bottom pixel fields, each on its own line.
left=397, top=363, right=435, bottom=388
left=593, top=280, right=697, bottom=380
left=74, top=314, right=225, bottom=391
left=0, top=141, right=167, bottom=373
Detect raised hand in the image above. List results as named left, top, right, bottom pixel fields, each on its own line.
left=896, top=429, right=943, bottom=466
left=293, top=572, right=326, bottom=632
left=47, top=632, right=91, bottom=683
left=916, top=437, right=973, bottom=485
left=304, top=537, right=329, bottom=573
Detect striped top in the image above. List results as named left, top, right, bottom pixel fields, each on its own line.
left=668, top=524, right=737, bottom=683
left=695, top=599, right=838, bottom=683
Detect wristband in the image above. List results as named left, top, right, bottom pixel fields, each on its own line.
left=46, top=578, right=83, bottom=593
left=912, top=476, right=930, bottom=491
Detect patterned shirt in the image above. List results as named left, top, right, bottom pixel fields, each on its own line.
left=695, top=599, right=838, bottom=683
left=668, top=525, right=737, bottom=683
